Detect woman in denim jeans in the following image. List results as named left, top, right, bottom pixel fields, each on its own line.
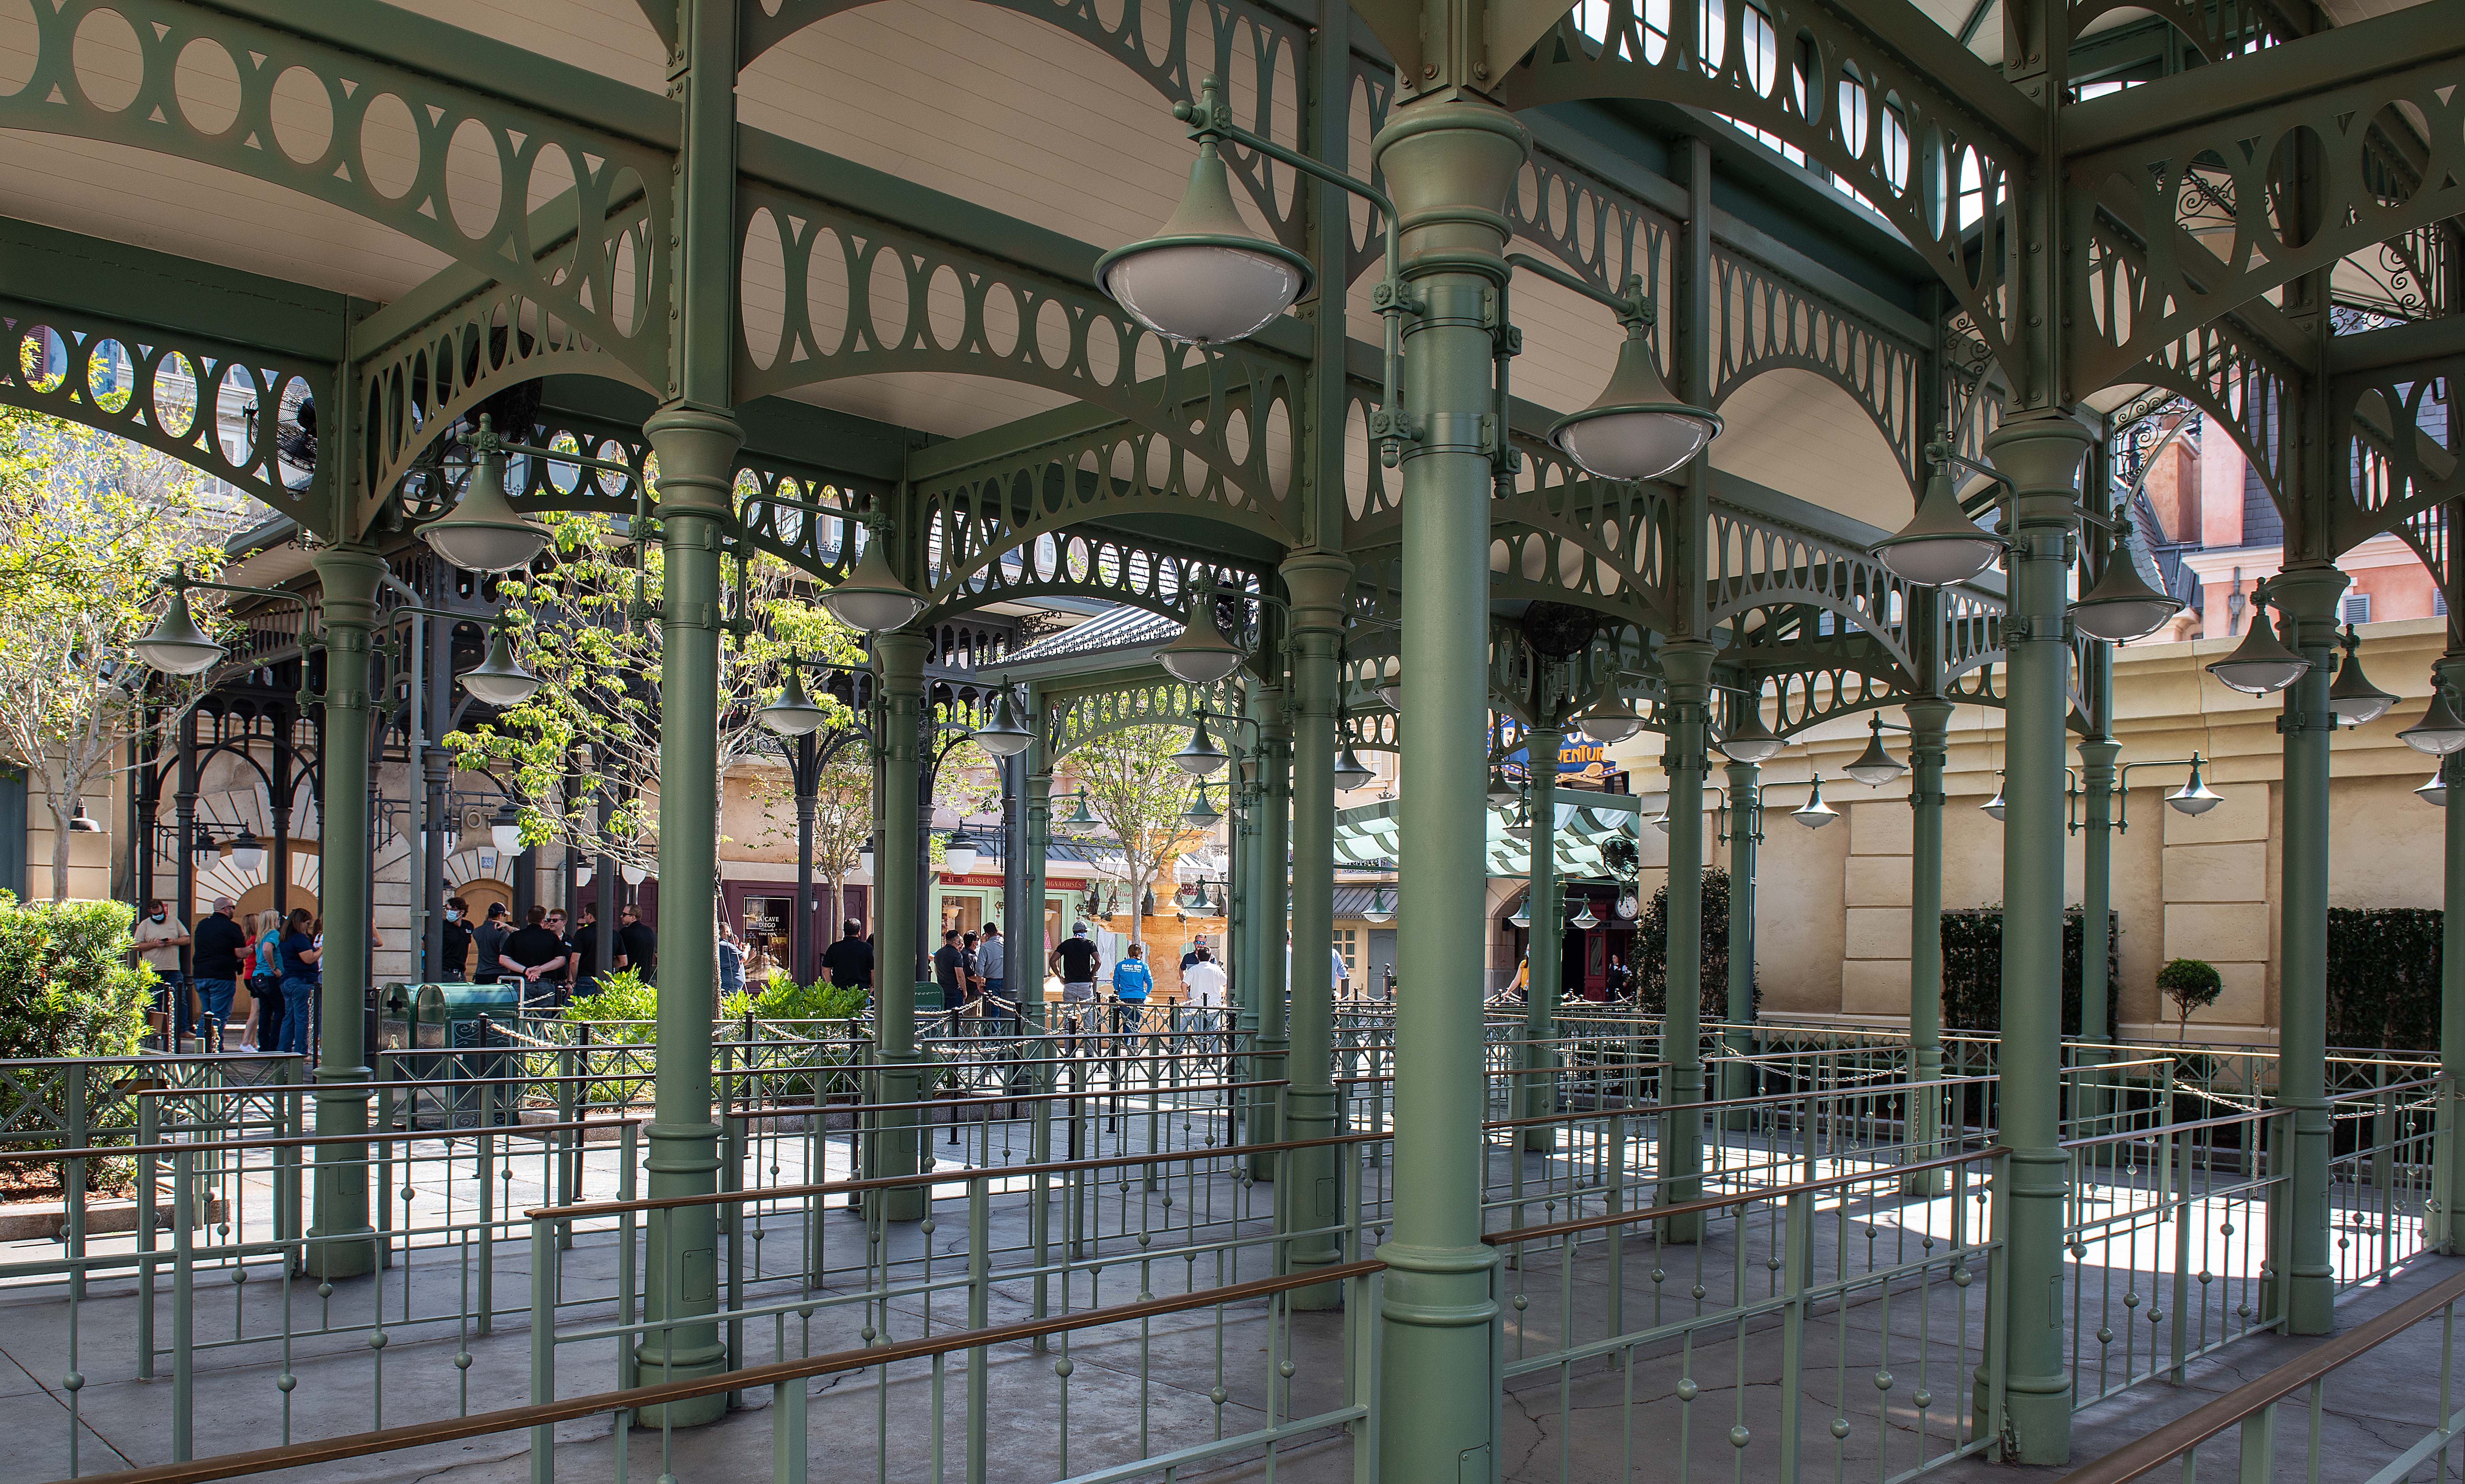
left=276, top=907, right=321, bottom=1056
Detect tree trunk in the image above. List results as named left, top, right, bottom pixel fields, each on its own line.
left=1128, top=867, right=1148, bottom=949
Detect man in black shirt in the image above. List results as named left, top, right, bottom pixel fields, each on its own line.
left=820, top=919, right=872, bottom=991
left=191, top=896, right=251, bottom=1045
left=932, top=928, right=965, bottom=1006
left=439, top=897, right=474, bottom=981
left=500, top=906, right=570, bottom=1008
left=471, top=904, right=510, bottom=985
left=616, top=903, right=657, bottom=983
left=568, top=903, right=603, bottom=995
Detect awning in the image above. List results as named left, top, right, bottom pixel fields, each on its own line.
left=1330, top=794, right=1643, bottom=879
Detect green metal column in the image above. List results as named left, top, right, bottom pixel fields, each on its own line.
left=872, top=629, right=930, bottom=1223
left=2078, top=658, right=2118, bottom=1050
left=635, top=405, right=742, bottom=1422
left=1283, top=554, right=1350, bottom=1302
left=1659, top=641, right=1714, bottom=1237
left=1721, top=756, right=1760, bottom=1114
left=2439, top=743, right=2465, bottom=1252
left=305, top=543, right=382, bottom=1279
left=1250, top=675, right=1292, bottom=1174
left=2273, top=564, right=2348, bottom=1334
left=1903, top=698, right=1953, bottom=1192
left=1981, top=411, right=2094, bottom=1462
left=1020, top=688, right=1050, bottom=1035
left=1522, top=720, right=1562, bottom=1151
left=1232, top=724, right=1266, bottom=1147
left=1370, top=93, right=1527, bottom=1484
left=634, top=0, right=740, bottom=1423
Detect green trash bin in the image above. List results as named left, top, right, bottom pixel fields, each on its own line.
left=409, top=983, right=524, bottom=1127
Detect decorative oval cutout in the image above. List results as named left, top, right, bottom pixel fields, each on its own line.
left=269, top=65, right=334, bottom=166
left=444, top=116, right=503, bottom=242
left=70, top=7, right=141, bottom=114
left=151, top=352, right=199, bottom=439
left=173, top=36, right=241, bottom=137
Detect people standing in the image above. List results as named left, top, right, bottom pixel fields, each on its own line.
left=440, top=897, right=474, bottom=981
left=1180, top=935, right=1207, bottom=973
left=1050, top=921, right=1101, bottom=1017
left=616, top=902, right=657, bottom=982
left=470, top=904, right=511, bottom=986
left=500, top=905, right=570, bottom=1007
left=1110, top=942, right=1153, bottom=1036
left=718, top=924, right=746, bottom=1000
left=977, top=922, right=1012, bottom=1030
left=932, top=927, right=966, bottom=1010
left=245, top=910, right=284, bottom=1051
left=191, top=897, right=249, bottom=1047
left=569, top=903, right=604, bottom=995
left=132, top=898, right=193, bottom=1046
left=1181, top=945, right=1227, bottom=1008
left=540, top=908, right=575, bottom=1007
left=820, top=918, right=873, bottom=993
left=276, top=907, right=320, bottom=1056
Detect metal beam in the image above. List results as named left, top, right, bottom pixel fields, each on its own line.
left=2062, top=0, right=2465, bottom=157
left=199, top=0, right=679, bottom=151
left=2330, top=316, right=2465, bottom=383
left=0, top=215, right=349, bottom=364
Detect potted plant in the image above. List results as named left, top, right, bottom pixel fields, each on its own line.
left=2156, top=957, right=2224, bottom=1041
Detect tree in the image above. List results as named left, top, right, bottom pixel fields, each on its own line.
left=444, top=511, right=863, bottom=883
left=2157, top=957, right=2224, bottom=1040
left=1068, top=725, right=1208, bottom=949
left=1633, top=868, right=1751, bottom=1018
left=747, top=731, right=873, bottom=930
left=0, top=408, right=243, bottom=899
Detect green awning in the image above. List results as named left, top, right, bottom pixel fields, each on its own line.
left=1330, top=794, right=1644, bottom=879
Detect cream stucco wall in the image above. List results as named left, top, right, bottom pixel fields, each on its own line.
left=1604, top=618, right=2457, bottom=1045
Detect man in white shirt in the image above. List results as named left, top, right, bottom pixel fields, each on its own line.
left=1181, top=946, right=1228, bottom=1008
left=132, top=898, right=193, bottom=1044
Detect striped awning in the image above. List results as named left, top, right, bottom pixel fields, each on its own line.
left=1330, top=794, right=1644, bottom=879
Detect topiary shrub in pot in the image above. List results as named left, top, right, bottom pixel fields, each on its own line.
left=2156, top=957, right=2224, bottom=1040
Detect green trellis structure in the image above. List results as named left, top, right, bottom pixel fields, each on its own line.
left=1, top=0, right=2462, bottom=1468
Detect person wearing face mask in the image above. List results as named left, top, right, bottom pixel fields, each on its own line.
left=440, top=897, right=473, bottom=981
left=131, top=898, right=194, bottom=1047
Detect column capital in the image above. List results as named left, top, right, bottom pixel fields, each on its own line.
left=1278, top=550, right=1354, bottom=633
left=1901, top=696, right=1954, bottom=736
left=871, top=629, right=931, bottom=679
left=309, top=545, right=386, bottom=627
left=642, top=402, right=744, bottom=517
left=1983, top=411, right=2096, bottom=529
left=1369, top=97, right=1530, bottom=271
left=1657, top=638, right=1716, bottom=701
left=2269, top=563, right=2351, bottom=647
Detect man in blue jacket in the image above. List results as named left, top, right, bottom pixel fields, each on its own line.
left=1110, top=942, right=1153, bottom=1039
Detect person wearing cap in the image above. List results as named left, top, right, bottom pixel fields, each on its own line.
left=471, top=903, right=511, bottom=985
left=191, top=896, right=251, bottom=1046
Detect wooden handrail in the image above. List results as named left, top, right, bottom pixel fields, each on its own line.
left=42, top=1259, right=1388, bottom=1484
left=2056, top=1266, right=2465, bottom=1484
left=1485, top=1144, right=2008, bottom=1247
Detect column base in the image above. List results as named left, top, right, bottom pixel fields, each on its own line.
left=632, top=1337, right=732, bottom=1427
left=1282, top=1089, right=1344, bottom=1311
left=301, top=1225, right=378, bottom=1279
left=1975, top=1366, right=2073, bottom=1465
left=1375, top=1238, right=1500, bottom=1483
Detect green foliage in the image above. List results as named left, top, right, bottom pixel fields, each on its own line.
left=0, top=893, right=157, bottom=1189
left=1632, top=868, right=1755, bottom=1018
left=2156, top=956, right=2226, bottom=1037
left=559, top=967, right=657, bottom=1107
left=1069, top=724, right=1211, bottom=945
left=0, top=892, right=156, bottom=1061
left=444, top=510, right=864, bottom=875
left=1938, top=908, right=2121, bottom=1038
left=2326, top=908, right=2442, bottom=1051
left=722, top=976, right=868, bottom=1023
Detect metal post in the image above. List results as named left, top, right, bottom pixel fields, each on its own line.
left=1660, top=641, right=1715, bottom=1239
left=1979, top=411, right=2095, bottom=1462
left=306, top=544, right=384, bottom=1278
left=1020, top=696, right=1050, bottom=1036
left=1906, top=698, right=1953, bottom=1193
left=1285, top=551, right=1351, bottom=1305
left=1246, top=676, right=1290, bottom=1168
left=873, top=628, right=930, bottom=1221
left=1722, top=757, right=1760, bottom=1113
left=794, top=731, right=818, bottom=985
left=1369, top=92, right=1527, bottom=1484
left=2440, top=749, right=2465, bottom=1253
left=634, top=395, right=748, bottom=1422
left=2272, top=563, right=2348, bottom=1334
left=1523, top=719, right=1561, bottom=1152
left=2078, top=664, right=2118, bottom=1051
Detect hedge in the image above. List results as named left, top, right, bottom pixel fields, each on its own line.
left=1939, top=907, right=2120, bottom=1039
left=2325, top=907, right=2441, bottom=1052
left=1633, top=868, right=1759, bottom=1019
